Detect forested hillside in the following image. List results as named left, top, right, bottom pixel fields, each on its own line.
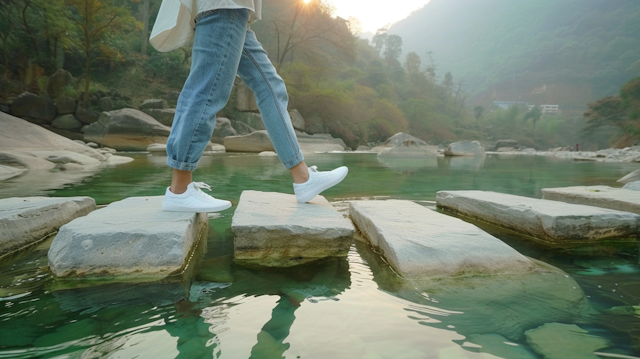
left=390, top=0, right=640, bottom=109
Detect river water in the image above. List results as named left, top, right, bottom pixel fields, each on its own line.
left=0, top=152, right=638, bottom=358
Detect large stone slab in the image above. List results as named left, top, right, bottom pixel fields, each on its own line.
left=437, top=190, right=640, bottom=243
left=48, top=196, right=207, bottom=279
left=84, top=109, right=170, bottom=151
left=232, top=191, right=354, bottom=267
left=349, top=200, right=536, bottom=278
left=542, top=185, right=640, bottom=215
left=0, top=197, right=95, bottom=258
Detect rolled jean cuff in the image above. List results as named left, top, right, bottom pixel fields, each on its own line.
left=166, top=157, right=199, bottom=171
left=281, top=151, right=305, bottom=169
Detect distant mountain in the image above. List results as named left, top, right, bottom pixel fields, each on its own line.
left=389, top=0, right=640, bottom=108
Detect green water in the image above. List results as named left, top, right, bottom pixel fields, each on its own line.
left=1, top=153, right=639, bottom=358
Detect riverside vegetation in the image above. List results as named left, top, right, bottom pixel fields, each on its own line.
left=2, top=0, right=640, bottom=152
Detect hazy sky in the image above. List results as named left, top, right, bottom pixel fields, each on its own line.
left=330, top=0, right=430, bottom=33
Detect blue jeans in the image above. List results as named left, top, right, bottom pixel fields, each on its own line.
left=166, top=8, right=304, bottom=171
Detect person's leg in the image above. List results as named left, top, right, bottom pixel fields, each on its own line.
left=163, top=9, right=249, bottom=212
left=236, top=30, right=348, bottom=202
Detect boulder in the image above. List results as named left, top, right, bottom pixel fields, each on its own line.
left=542, top=186, right=640, bottom=215
left=1, top=197, right=95, bottom=258
left=0, top=113, right=104, bottom=160
left=224, top=130, right=274, bottom=152
left=349, top=200, right=536, bottom=278
left=48, top=196, right=208, bottom=279
left=46, top=69, right=74, bottom=100
left=56, top=96, right=77, bottom=115
left=60, top=163, right=84, bottom=171
left=258, top=151, right=277, bottom=156
left=378, top=140, right=437, bottom=158
left=289, top=109, right=306, bottom=131
left=142, top=108, right=175, bottom=126
left=52, top=114, right=83, bottom=131
left=28, top=150, right=101, bottom=167
left=146, top=143, right=167, bottom=152
left=234, top=112, right=265, bottom=130
left=617, top=169, right=640, bottom=184
left=140, top=99, right=165, bottom=109
left=444, top=140, right=485, bottom=156
left=370, top=132, right=429, bottom=152
left=84, top=108, right=171, bottom=151
left=623, top=181, right=640, bottom=191
left=232, top=191, right=354, bottom=267
left=99, top=97, right=113, bottom=112
left=525, top=323, right=609, bottom=359
left=10, top=92, right=56, bottom=123
left=496, top=147, right=516, bottom=152
left=211, top=117, right=237, bottom=141
left=0, top=165, right=27, bottom=181
left=297, top=132, right=347, bottom=153
left=436, top=190, right=640, bottom=243
left=356, top=145, right=370, bottom=151
left=235, top=80, right=258, bottom=112
left=493, top=139, right=518, bottom=151
left=231, top=120, right=254, bottom=135
left=0, top=151, right=56, bottom=170
left=75, top=102, right=99, bottom=125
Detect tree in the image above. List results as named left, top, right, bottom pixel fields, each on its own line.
left=523, top=106, right=542, bottom=135
left=64, top=0, right=137, bottom=102
left=371, top=26, right=388, bottom=56
left=473, top=105, right=484, bottom=124
left=442, top=72, right=453, bottom=95
left=404, top=51, right=421, bottom=74
left=383, top=34, right=402, bottom=67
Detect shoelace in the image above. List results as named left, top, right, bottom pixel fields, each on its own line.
left=309, top=165, right=318, bottom=172
left=192, top=182, right=214, bottom=200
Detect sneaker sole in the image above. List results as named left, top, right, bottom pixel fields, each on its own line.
left=296, top=168, right=348, bottom=203
left=162, top=202, right=232, bottom=213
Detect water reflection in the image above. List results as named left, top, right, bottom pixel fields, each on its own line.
left=439, top=155, right=485, bottom=171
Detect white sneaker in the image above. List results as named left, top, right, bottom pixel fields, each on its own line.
left=162, top=182, right=232, bottom=212
left=293, top=165, right=348, bottom=203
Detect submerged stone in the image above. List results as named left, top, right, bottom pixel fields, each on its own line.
left=525, top=323, right=609, bottom=359
left=349, top=200, right=536, bottom=278
left=0, top=197, right=95, bottom=258
left=48, top=196, right=208, bottom=279
left=436, top=190, right=640, bottom=243
left=542, top=186, right=640, bottom=215
left=232, top=191, right=354, bottom=267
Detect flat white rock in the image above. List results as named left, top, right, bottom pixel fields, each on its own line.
left=0, top=165, right=26, bottom=181
left=436, top=190, right=640, bottom=242
left=232, top=191, right=354, bottom=267
left=0, top=197, right=95, bottom=258
left=48, top=196, right=208, bottom=279
left=349, top=200, right=536, bottom=278
left=542, top=185, right=640, bottom=215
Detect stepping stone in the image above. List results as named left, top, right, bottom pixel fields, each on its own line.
left=1, top=197, right=95, bottom=258
left=232, top=191, right=354, bottom=267
left=48, top=196, right=207, bottom=279
left=542, top=185, right=640, bottom=215
left=349, top=200, right=536, bottom=278
left=437, top=190, right=640, bottom=243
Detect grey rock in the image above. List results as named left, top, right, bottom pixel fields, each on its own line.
left=10, top=92, right=56, bottom=123
left=494, top=139, right=518, bottom=151
left=212, top=117, right=237, bottom=140
left=0, top=165, right=27, bottom=181
left=349, top=200, right=536, bottom=278
left=142, top=108, right=175, bottom=126
left=232, top=191, right=354, bottom=267
left=86, top=142, right=98, bottom=148
left=617, top=169, right=640, bottom=184
left=356, top=145, right=370, bottom=151
left=444, top=140, right=485, bottom=156
left=166, top=91, right=180, bottom=104
left=258, top=151, right=277, bottom=156
left=84, top=108, right=171, bottom=151
left=0, top=151, right=56, bottom=170
left=140, top=99, right=165, bottom=109
left=235, top=80, right=258, bottom=112
left=80, top=125, right=89, bottom=133
left=525, top=323, right=609, bottom=359
left=224, top=130, right=274, bottom=152
left=73, top=140, right=85, bottom=145
left=542, top=186, right=640, bottom=215
left=378, top=140, right=437, bottom=158
left=52, top=114, right=83, bottom=131
left=1, top=197, right=95, bottom=258
left=146, top=143, right=167, bottom=152
left=99, top=97, right=113, bottom=112
left=28, top=150, right=101, bottom=167
left=60, top=163, right=84, bottom=171
left=289, top=109, right=306, bottom=131
left=297, top=132, right=347, bottom=153
left=383, top=132, right=429, bottom=147
left=48, top=196, right=208, bottom=279
left=377, top=141, right=438, bottom=172
left=436, top=190, right=640, bottom=243
left=56, top=96, right=77, bottom=115
left=234, top=111, right=265, bottom=130
left=46, top=69, right=74, bottom=100
left=496, top=146, right=516, bottom=152
left=75, top=102, right=99, bottom=125
left=622, top=181, right=640, bottom=191
left=231, top=120, right=255, bottom=135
